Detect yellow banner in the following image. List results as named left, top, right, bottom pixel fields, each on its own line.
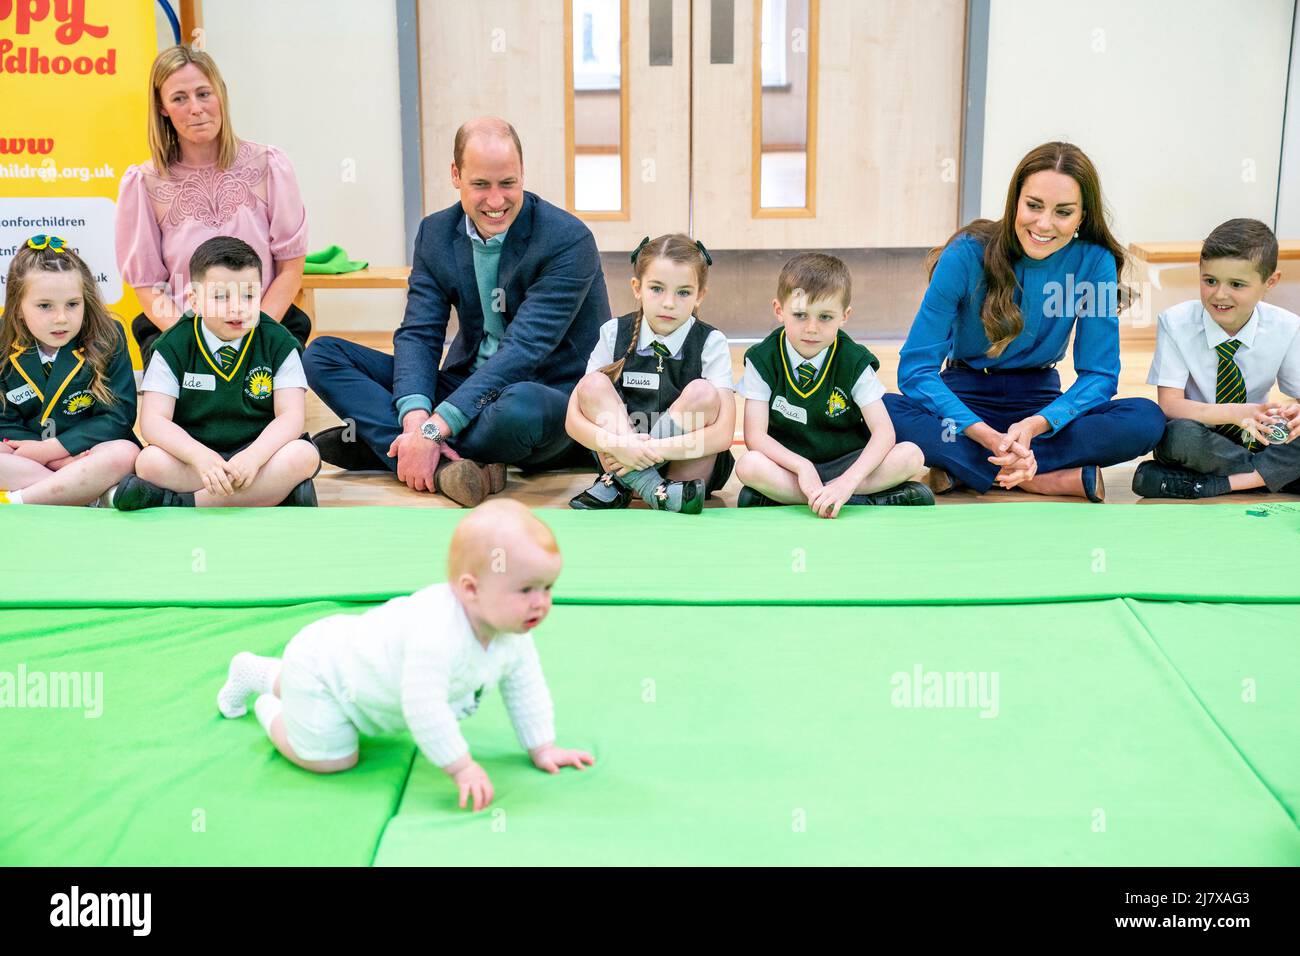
left=1, top=0, right=158, bottom=366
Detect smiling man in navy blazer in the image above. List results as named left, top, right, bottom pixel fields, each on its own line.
left=304, top=117, right=610, bottom=506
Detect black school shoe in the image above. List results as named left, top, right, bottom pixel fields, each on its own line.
left=311, top=425, right=389, bottom=471
left=113, top=475, right=195, bottom=510
left=569, top=473, right=633, bottom=510
left=737, top=485, right=780, bottom=507
left=278, top=478, right=319, bottom=507
left=1132, top=461, right=1230, bottom=499
left=848, top=480, right=936, bottom=506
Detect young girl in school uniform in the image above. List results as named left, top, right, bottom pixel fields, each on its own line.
left=0, top=236, right=140, bottom=506
left=565, top=233, right=736, bottom=514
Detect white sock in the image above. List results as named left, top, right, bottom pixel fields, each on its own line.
left=100, top=484, right=119, bottom=508
left=254, top=693, right=283, bottom=737
left=216, top=652, right=282, bottom=718
left=7, top=490, right=24, bottom=505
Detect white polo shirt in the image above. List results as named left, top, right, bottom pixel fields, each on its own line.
left=586, top=314, right=734, bottom=393
left=1147, top=299, right=1300, bottom=404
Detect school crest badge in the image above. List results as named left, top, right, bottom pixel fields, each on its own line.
left=244, top=366, right=273, bottom=399
left=62, top=390, right=95, bottom=415
left=826, top=386, right=850, bottom=418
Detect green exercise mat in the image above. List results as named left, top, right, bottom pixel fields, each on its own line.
left=365, top=602, right=1300, bottom=865
left=1126, top=600, right=1300, bottom=829
left=0, top=603, right=410, bottom=866
left=3, top=599, right=1295, bottom=865
left=3, top=503, right=1300, bottom=609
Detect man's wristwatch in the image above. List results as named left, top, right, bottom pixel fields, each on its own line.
left=419, top=420, right=444, bottom=445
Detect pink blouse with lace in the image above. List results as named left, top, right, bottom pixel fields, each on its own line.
left=115, top=141, right=309, bottom=306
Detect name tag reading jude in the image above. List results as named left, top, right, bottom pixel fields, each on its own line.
left=182, top=373, right=216, bottom=391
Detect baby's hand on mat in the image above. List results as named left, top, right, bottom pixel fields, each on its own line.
left=530, top=744, right=595, bottom=774
left=452, top=760, right=494, bottom=812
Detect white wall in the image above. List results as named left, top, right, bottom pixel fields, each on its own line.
left=1277, top=1, right=1300, bottom=237
left=982, top=0, right=1293, bottom=244
left=200, top=0, right=408, bottom=332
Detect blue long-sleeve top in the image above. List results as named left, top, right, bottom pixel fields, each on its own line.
left=896, top=232, right=1122, bottom=433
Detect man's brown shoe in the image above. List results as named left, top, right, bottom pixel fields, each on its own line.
left=435, top=458, right=489, bottom=507
left=484, top=462, right=508, bottom=495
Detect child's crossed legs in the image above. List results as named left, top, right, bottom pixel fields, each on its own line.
left=0, top=439, right=138, bottom=505
left=136, top=437, right=319, bottom=507
left=578, top=373, right=725, bottom=480
left=736, top=442, right=926, bottom=504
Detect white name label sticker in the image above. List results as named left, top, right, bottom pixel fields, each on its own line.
left=772, top=396, right=808, bottom=424
left=6, top=384, right=36, bottom=404
left=622, top=371, right=659, bottom=390
left=182, top=373, right=216, bottom=391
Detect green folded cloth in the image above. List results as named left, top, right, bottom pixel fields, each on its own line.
left=304, top=245, right=370, bottom=275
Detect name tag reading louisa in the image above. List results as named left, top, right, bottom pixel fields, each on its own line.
left=182, top=372, right=216, bottom=391
left=772, top=396, right=808, bottom=424
left=622, top=371, right=659, bottom=390
left=5, top=384, right=36, bottom=404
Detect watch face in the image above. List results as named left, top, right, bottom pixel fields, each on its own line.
left=421, top=421, right=440, bottom=442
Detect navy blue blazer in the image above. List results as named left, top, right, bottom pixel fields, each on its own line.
left=392, top=191, right=611, bottom=426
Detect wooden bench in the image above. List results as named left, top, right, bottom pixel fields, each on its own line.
left=293, top=267, right=411, bottom=322
left=1129, top=240, right=1300, bottom=264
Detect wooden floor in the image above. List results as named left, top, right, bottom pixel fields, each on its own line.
left=305, top=332, right=1298, bottom=508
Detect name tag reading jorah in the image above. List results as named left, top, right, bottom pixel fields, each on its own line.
left=6, top=384, right=36, bottom=404
left=772, top=396, right=808, bottom=424
left=622, top=371, right=659, bottom=390
left=182, top=373, right=216, bottom=391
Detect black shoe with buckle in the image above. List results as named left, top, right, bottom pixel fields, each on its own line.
left=569, top=473, right=633, bottom=510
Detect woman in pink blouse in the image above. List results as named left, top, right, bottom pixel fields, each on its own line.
left=116, top=45, right=310, bottom=358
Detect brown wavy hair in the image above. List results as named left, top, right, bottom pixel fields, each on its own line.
left=1, top=243, right=125, bottom=408
left=148, top=45, right=239, bottom=174
left=600, top=234, right=711, bottom=383
left=928, top=142, right=1127, bottom=358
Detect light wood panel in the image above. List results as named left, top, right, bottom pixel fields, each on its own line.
left=691, top=0, right=964, bottom=249
left=417, top=0, right=567, bottom=214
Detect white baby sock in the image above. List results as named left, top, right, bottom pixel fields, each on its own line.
left=6, top=490, right=24, bottom=505
left=254, top=694, right=283, bottom=737
left=217, top=652, right=282, bottom=718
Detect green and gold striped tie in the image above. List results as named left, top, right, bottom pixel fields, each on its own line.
left=1213, top=339, right=1253, bottom=446
left=216, top=344, right=239, bottom=370
left=796, top=361, right=817, bottom=389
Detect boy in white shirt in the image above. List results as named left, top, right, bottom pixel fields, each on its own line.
left=1135, top=219, right=1300, bottom=498
left=217, top=499, right=594, bottom=812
